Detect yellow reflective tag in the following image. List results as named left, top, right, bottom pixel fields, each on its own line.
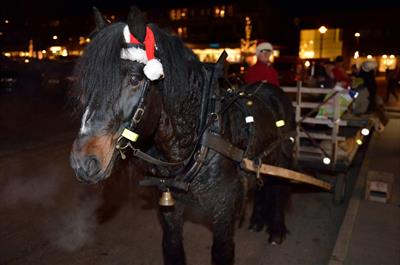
left=122, top=128, right=139, bottom=142
left=275, top=120, right=285, bottom=128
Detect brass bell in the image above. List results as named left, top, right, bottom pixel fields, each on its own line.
left=159, top=189, right=175, bottom=206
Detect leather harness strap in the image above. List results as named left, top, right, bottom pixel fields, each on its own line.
left=201, top=132, right=244, bottom=162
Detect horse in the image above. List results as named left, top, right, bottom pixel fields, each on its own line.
left=69, top=6, right=295, bottom=265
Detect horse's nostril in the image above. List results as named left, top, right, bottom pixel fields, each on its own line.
left=76, top=167, right=89, bottom=180
left=85, top=156, right=101, bottom=176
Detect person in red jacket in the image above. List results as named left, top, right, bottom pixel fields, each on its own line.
left=331, top=55, right=350, bottom=88
left=244, top=42, right=280, bottom=87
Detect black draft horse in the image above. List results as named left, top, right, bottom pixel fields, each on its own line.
left=70, top=6, right=295, bottom=265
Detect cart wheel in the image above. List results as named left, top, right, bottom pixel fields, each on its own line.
left=333, top=173, right=347, bottom=205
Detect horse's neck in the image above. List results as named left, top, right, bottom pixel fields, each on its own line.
left=154, top=79, right=204, bottom=162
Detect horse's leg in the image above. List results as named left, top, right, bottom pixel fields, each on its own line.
left=159, top=202, right=186, bottom=265
left=211, top=210, right=236, bottom=265
left=265, top=181, right=291, bottom=244
left=249, top=185, right=267, bottom=232
left=265, top=149, right=292, bottom=244
left=210, top=176, right=242, bottom=265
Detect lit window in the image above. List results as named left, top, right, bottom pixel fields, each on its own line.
left=214, top=7, right=220, bottom=17
left=170, top=10, right=176, bottom=20
left=170, top=8, right=188, bottom=20
left=79, top=37, right=86, bottom=45
left=177, top=27, right=188, bottom=38
left=214, top=6, right=226, bottom=18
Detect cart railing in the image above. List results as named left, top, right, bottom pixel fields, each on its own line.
left=282, top=82, right=343, bottom=168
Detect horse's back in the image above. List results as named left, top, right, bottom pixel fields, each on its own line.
left=228, top=82, right=295, bottom=162
left=244, top=82, right=295, bottom=129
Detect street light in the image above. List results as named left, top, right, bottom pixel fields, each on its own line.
left=318, top=26, right=328, bottom=58
left=354, top=32, right=360, bottom=52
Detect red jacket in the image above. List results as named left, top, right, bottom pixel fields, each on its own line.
left=244, top=61, right=280, bottom=87
left=332, top=67, right=350, bottom=87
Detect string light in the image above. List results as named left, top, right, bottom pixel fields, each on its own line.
left=361, top=128, right=370, bottom=136
left=323, top=157, right=331, bottom=165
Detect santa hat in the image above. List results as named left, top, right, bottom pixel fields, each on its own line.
left=121, top=25, right=164, bottom=81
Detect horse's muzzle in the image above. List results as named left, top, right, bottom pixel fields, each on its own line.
left=70, top=153, right=102, bottom=184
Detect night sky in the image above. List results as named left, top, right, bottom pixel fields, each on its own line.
left=3, top=0, right=399, bottom=21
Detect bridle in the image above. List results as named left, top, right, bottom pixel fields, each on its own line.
left=115, top=79, right=150, bottom=157
left=115, top=77, right=199, bottom=168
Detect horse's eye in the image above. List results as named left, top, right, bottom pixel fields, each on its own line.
left=129, top=75, right=140, bottom=87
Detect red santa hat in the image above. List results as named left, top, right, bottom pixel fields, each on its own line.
left=121, top=25, right=164, bottom=81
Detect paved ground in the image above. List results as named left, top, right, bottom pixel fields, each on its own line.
left=329, top=113, right=400, bottom=265
left=0, top=140, right=349, bottom=265
left=0, top=77, right=375, bottom=265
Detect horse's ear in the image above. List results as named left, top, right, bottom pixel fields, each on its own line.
left=126, top=6, right=147, bottom=43
left=93, top=7, right=107, bottom=31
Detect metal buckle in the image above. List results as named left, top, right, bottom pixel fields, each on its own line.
left=255, top=158, right=264, bottom=187
left=115, top=135, right=134, bottom=160
left=133, top=107, right=145, bottom=123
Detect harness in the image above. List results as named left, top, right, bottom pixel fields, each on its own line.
left=115, top=52, right=295, bottom=196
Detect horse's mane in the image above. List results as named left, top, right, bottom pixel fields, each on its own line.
left=73, top=22, right=126, bottom=110
left=150, top=24, right=206, bottom=120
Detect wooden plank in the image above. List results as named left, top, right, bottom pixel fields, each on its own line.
left=299, top=132, right=346, bottom=141
left=282, top=86, right=334, bottom=94
left=332, top=92, right=340, bottom=166
left=299, top=146, right=324, bottom=154
left=292, top=102, right=320, bottom=108
left=295, top=82, right=302, bottom=163
left=299, top=117, right=347, bottom=126
left=241, top=158, right=332, bottom=191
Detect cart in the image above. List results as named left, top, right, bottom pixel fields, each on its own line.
left=279, top=82, right=381, bottom=204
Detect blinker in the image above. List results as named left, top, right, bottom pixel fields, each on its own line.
left=275, top=120, right=285, bottom=128
left=122, top=128, right=139, bottom=142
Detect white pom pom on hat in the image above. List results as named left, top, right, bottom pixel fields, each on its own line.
left=121, top=25, right=164, bottom=81
left=361, top=60, right=377, bottom=72
left=144, top=59, right=164, bottom=81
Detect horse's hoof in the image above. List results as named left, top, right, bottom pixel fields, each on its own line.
left=248, top=223, right=264, bottom=232
left=268, top=235, right=284, bottom=245
left=267, top=227, right=288, bottom=244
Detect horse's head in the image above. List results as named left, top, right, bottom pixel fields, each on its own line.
left=70, top=7, right=163, bottom=184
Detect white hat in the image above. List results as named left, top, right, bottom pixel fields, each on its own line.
left=121, top=25, right=164, bottom=81
left=256, top=42, right=273, bottom=57
left=361, top=60, right=377, bottom=72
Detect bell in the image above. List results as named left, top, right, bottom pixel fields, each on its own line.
left=159, top=189, right=175, bottom=206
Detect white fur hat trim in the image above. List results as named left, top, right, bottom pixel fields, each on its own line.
left=121, top=47, right=148, bottom=64
left=143, top=59, right=164, bottom=81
